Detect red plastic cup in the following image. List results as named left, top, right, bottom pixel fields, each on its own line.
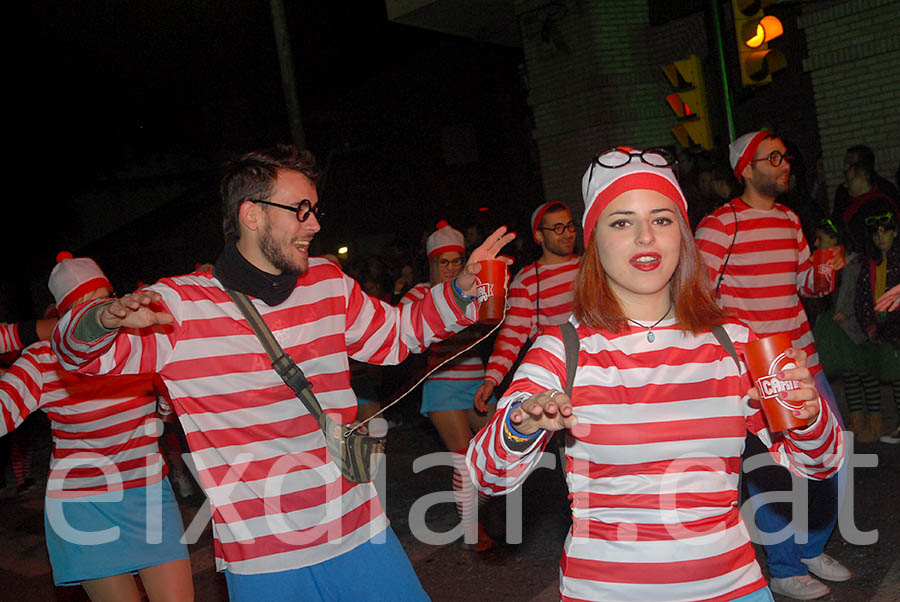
left=744, top=333, right=809, bottom=432
left=475, top=259, right=507, bottom=324
left=812, top=246, right=843, bottom=293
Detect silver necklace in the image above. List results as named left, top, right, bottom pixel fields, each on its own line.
left=627, top=303, right=673, bottom=343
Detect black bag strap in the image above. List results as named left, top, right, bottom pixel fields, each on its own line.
left=712, top=325, right=741, bottom=374
left=712, top=323, right=748, bottom=508
left=714, top=202, right=739, bottom=298
left=560, top=321, right=579, bottom=396
left=219, top=284, right=327, bottom=425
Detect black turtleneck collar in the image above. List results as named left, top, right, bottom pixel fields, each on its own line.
left=213, top=242, right=299, bottom=306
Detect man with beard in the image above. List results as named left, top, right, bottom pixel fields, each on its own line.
left=695, top=131, right=851, bottom=601
left=51, top=144, right=515, bottom=601
left=474, top=201, right=581, bottom=408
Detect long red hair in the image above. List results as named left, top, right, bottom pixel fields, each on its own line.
left=573, top=208, right=726, bottom=333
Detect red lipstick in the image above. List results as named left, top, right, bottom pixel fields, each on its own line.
left=630, top=252, right=661, bottom=271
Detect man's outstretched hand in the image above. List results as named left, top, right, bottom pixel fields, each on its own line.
left=98, top=291, right=174, bottom=330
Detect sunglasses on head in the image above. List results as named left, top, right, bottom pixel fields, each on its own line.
left=865, top=212, right=897, bottom=231
left=587, top=147, right=679, bottom=189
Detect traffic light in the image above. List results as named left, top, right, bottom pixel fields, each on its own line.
left=731, top=0, right=786, bottom=86
left=662, top=54, right=713, bottom=150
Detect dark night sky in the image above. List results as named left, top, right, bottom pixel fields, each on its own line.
left=5, top=1, right=540, bottom=315
left=5, top=0, right=734, bottom=316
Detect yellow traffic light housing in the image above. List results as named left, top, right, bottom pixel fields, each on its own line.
left=742, top=15, right=783, bottom=48
left=732, top=0, right=786, bottom=86
left=662, top=55, right=713, bottom=150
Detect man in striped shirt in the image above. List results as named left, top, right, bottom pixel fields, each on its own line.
left=52, top=144, right=514, bottom=601
left=695, top=131, right=851, bottom=600
left=474, top=202, right=581, bottom=409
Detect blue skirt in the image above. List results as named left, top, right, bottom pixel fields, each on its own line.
left=224, top=527, right=429, bottom=602
left=421, top=379, right=496, bottom=416
left=44, top=476, right=189, bottom=585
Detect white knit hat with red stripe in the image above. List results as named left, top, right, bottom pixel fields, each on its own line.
left=580, top=147, right=688, bottom=243
left=426, top=220, right=465, bottom=259
left=48, top=252, right=112, bottom=312
left=530, top=202, right=570, bottom=243
left=729, top=130, right=771, bottom=179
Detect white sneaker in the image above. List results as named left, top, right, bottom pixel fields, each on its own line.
left=880, top=426, right=900, bottom=444
left=800, top=553, right=852, bottom=582
left=769, top=575, right=830, bottom=600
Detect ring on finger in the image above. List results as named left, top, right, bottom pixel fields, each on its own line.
left=548, top=390, right=558, bottom=400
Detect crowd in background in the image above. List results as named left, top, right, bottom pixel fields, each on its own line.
left=0, top=135, right=897, bottom=602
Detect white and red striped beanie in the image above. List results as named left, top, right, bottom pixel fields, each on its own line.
left=530, top=202, right=570, bottom=243
left=729, top=130, right=771, bottom=179
left=426, top=220, right=465, bottom=260
left=48, top=252, right=112, bottom=312
left=580, top=147, right=688, bottom=243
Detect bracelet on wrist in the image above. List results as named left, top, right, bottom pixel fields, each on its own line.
left=503, top=421, right=537, bottom=443
left=451, top=278, right=477, bottom=301
left=504, top=401, right=542, bottom=440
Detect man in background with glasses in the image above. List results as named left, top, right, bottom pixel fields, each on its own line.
left=474, top=201, right=581, bottom=409
left=695, top=130, right=851, bottom=601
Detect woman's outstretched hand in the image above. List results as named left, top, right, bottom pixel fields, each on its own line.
left=509, top=390, right=578, bottom=435
left=455, top=226, right=516, bottom=295
left=875, top=283, right=900, bottom=312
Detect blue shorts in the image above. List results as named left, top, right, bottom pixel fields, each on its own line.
left=735, top=586, right=774, bottom=601
left=224, top=527, right=430, bottom=602
left=44, top=476, right=188, bottom=585
left=421, top=379, right=495, bottom=416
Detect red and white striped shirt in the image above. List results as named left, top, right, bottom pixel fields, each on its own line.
left=400, top=282, right=484, bottom=381
left=1, top=322, right=23, bottom=354
left=695, top=199, right=823, bottom=373
left=485, top=256, right=580, bottom=386
left=0, top=341, right=165, bottom=498
left=468, top=318, right=843, bottom=602
left=53, top=259, right=475, bottom=575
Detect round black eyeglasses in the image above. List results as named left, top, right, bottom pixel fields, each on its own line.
left=594, top=147, right=676, bottom=169
left=588, top=147, right=678, bottom=187
left=539, top=221, right=578, bottom=235
left=250, top=199, right=324, bottom=222
left=749, top=150, right=793, bottom=168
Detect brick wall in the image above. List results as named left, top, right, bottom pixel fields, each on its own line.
left=515, top=0, right=714, bottom=218
left=798, top=0, right=900, bottom=205
left=515, top=0, right=675, bottom=217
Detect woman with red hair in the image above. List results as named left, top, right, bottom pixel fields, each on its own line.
left=467, top=148, right=844, bottom=602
